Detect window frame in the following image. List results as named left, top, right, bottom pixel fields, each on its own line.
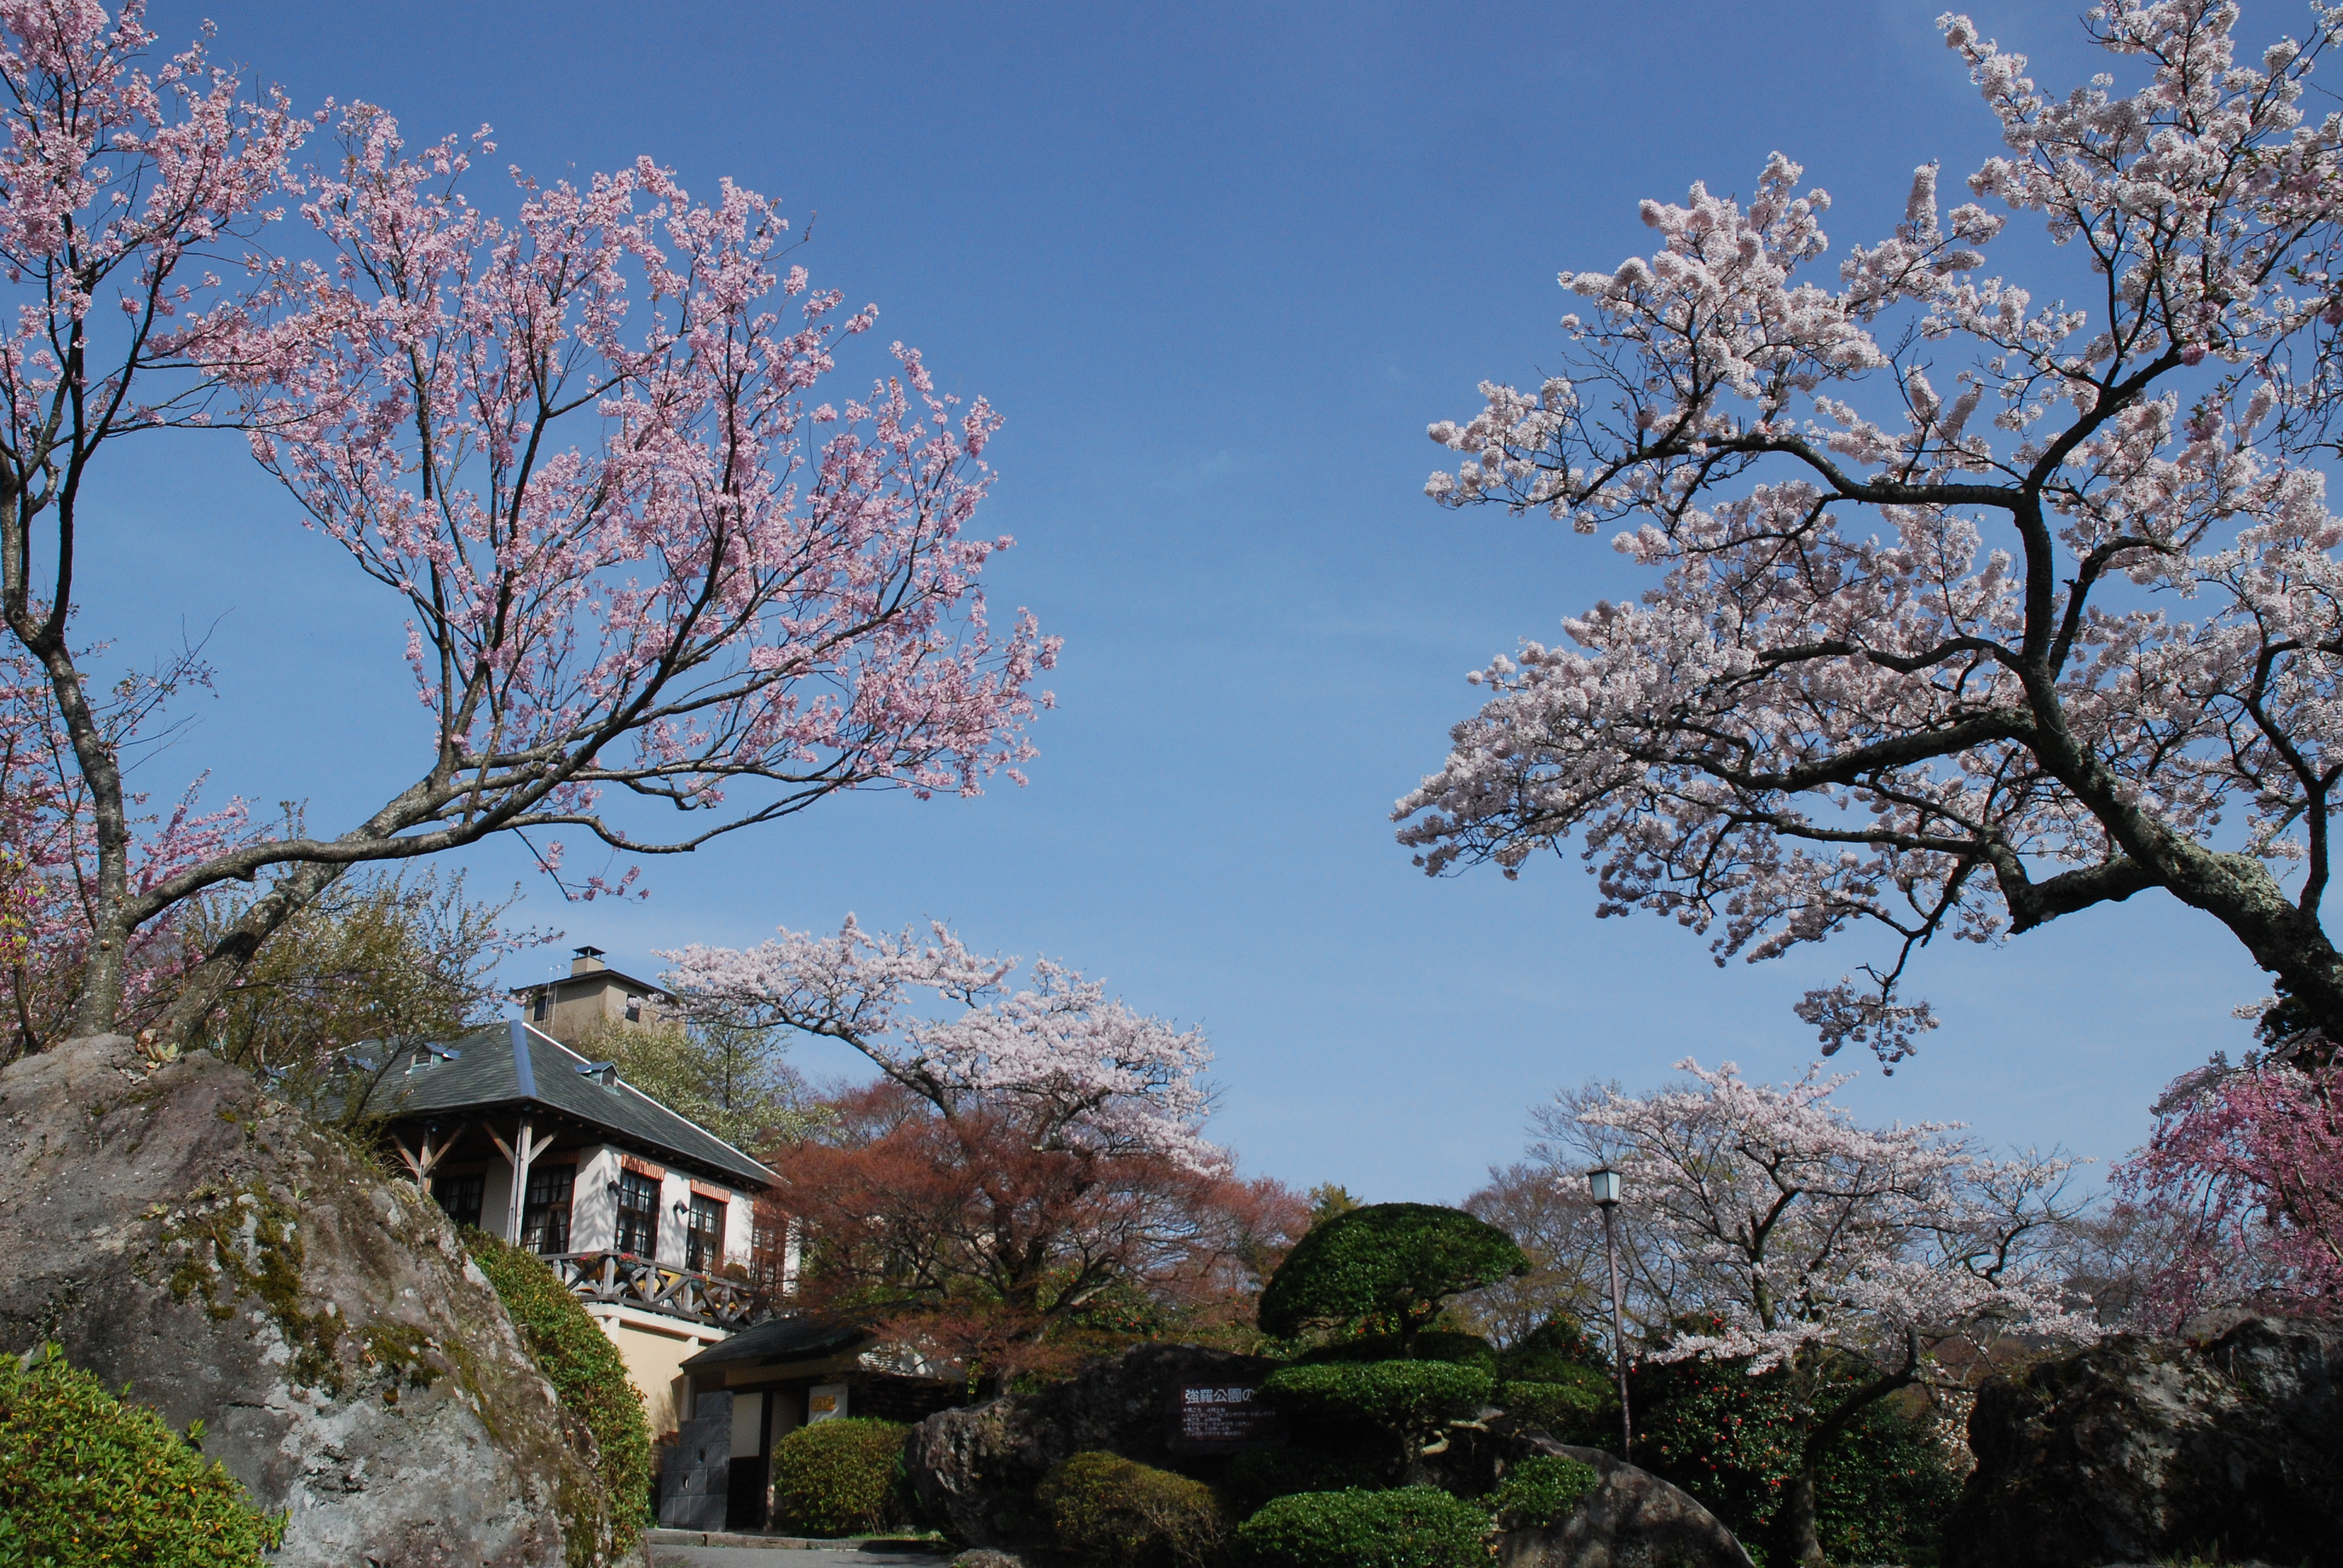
left=684, top=1191, right=726, bottom=1273
left=615, top=1168, right=661, bottom=1258
left=433, top=1169, right=485, bottom=1231
left=521, top=1161, right=576, bottom=1255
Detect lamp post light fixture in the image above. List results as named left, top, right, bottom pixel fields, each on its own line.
left=1586, top=1166, right=1632, bottom=1462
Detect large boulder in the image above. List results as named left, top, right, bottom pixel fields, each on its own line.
left=1484, top=1433, right=1753, bottom=1568
left=907, top=1342, right=1280, bottom=1546
left=0, top=1034, right=621, bottom=1568
left=1945, top=1315, right=2343, bottom=1568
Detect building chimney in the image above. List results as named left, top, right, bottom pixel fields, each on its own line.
left=571, top=945, right=608, bottom=976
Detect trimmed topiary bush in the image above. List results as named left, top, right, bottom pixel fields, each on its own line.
left=1235, top=1486, right=1489, bottom=1568
left=1495, top=1372, right=1613, bottom=1444
left=1295, top=1330, right=1496, bottom=1372
left=0, top=1342, right=286, bottom=1566
left=771, top=1417, right=913, bottom=1536
left=1487, top=1453, right=1601, bottom=1530
left=1260, top=1360, right=1493, bottom=1431
left=1259, top=1361, right=1493, bottom=1481
left=466, top=1229, right=654, bottom=1548
left=1037, top=1450, right=1226, bottom=1568
left=1259, top=1204, right=1527, bottom=1351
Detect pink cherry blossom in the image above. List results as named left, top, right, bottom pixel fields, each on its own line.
left=1399, top=2, right=2343, bottom=1060
left=661, top=917, right=1224, bottom=1175
left=1578, top=1059, right=2092, bottom=1564
left=2114, top=1054, right=2343, bottom=1326
left=0, top=6, right=1055, bottom=1045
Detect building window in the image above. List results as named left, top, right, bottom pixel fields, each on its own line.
left=616, top=1169, right=660, bottom=1257
left=433, top=1171, right=484, bottom=1230
left=686, top=1192, right=726, bottom=1272
left=624, top=995, right=643, bottom=1022
left=532, top=989, right=549, bottom=1022
left=522, top=1163, right=575, bottom=1254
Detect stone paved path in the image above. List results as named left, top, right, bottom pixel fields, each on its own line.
left=640, top=1536, right=948, bottom=1568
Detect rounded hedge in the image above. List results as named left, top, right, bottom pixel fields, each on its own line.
left=0, top=1342, right=285, bottom=1566
left=1486, top=1454, right=1602, bottom=1530
left=1495, top=1373, right=1613, bottom=1445
left=770, top=1417, right=912, bottom=1536
left=466, top=1229, right=654, bottom=1546
left=1259, top=1203, right=1526, bottom=1344
left=1235, top=1486, right=1489, bottom=1568
left=1295, top=1330, right=1496, bottom=1372
left=1258, top=1359, right=1493, bottom=1434
left=1037, top=1450, right=1225, bottom=1568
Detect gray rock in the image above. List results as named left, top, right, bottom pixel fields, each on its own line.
left=1492, top=1439, right=1755, bottom=1568
left=1945, top=1315, right=2343, bottom=1568
left=0, top=1033, right=618, bottom=1567
left=906, top=1342, right=1279, bottom=1547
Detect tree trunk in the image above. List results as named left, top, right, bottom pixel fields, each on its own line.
left=1773, top=1465, right=1825, bottom=1568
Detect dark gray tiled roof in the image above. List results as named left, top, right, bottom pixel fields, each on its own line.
left=354, top=1021, right=776, bottom=1191
left=679, top=1316, right=869, bottom=1371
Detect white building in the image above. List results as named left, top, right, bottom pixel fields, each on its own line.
left=360, top=1004, right=779, bottom=1438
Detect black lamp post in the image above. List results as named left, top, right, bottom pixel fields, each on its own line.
left=1587, top=1166, right=1631, bottom=1461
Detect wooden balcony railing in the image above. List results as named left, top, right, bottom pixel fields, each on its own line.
left=543, top=1250, right=770, bottom=1328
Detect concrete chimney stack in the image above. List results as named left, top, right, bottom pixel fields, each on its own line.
left=571, top=945, right=608, bottom=976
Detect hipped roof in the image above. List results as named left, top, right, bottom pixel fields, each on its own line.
left=352, top=1020, right=777, bottom=1191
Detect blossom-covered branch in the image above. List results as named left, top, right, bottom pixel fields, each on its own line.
left=662, top=916, right=1222, bottom=1174
left=0, top=4, right=1055, bottom=1046
left=1399, top=1, right=2343, bottom=1060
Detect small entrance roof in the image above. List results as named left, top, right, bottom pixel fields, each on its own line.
left=679, top=1316, right=869, bottom=1373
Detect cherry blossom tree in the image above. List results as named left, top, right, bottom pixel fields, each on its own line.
left=2114, top=1054, right=2343, bottom=1325
left=1400, top=1, right=2343, bottom=1060
left=664, top=916, right=1222, bottom=1172
left=0, top=4, right=1054, bottom=1051
left=1576, top=1060, right=2091, bottom=1567
left=666, top=918, right=1263, bottom=1382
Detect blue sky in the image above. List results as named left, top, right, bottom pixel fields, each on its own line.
left=96, top=0, right=2299, bottom=1200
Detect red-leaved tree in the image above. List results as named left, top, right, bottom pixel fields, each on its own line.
left=1400, top=1, right=2343, bottom=1060
left=0, top=4, right=1053, bottom=1050
left=669, top=919, right=1305, bottom=1383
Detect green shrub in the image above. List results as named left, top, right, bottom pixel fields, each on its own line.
left=1494, top=1316, right=1610, bottom=1381
left=1259, top=1360, right=1493, bottom=1433
left=1294, top=1330, right=1496, bottom=1372
left=1037, top=1450, right=1225, bottom=1568
left=1486, top=1454, right=1602, bottom=1530
left=0, top=1342, right=285, bottom=1566
left=1221, top=1448, right=1376, bottom=1519
left=1235, top=1487, right=1489, bottom=1568
left=1495, top=1371, right=1613, bottom=1443
left=1259, top=1204, right=1527, bottom=1349
left=770, top=1417, right=912, bottom=1536
left=466, top=1229, right=654, bottom=1549
left=1630, top=1352, right=1959, bottom=1566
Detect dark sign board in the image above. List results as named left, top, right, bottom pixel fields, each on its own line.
left=1167, top=1382, right=1287, bottom=1454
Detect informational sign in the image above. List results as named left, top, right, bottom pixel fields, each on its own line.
left=1166, top=1382, right=1286, bottom=1454
left=808, top=1382, right=848, bottom=1423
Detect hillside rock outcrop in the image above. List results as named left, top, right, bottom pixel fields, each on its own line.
left=1945, top=1315, right=2342, bottom=1568
left=0, top=1033, right=619, bottom=1568
left=908, top=1342, right=1280, bottom=1546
